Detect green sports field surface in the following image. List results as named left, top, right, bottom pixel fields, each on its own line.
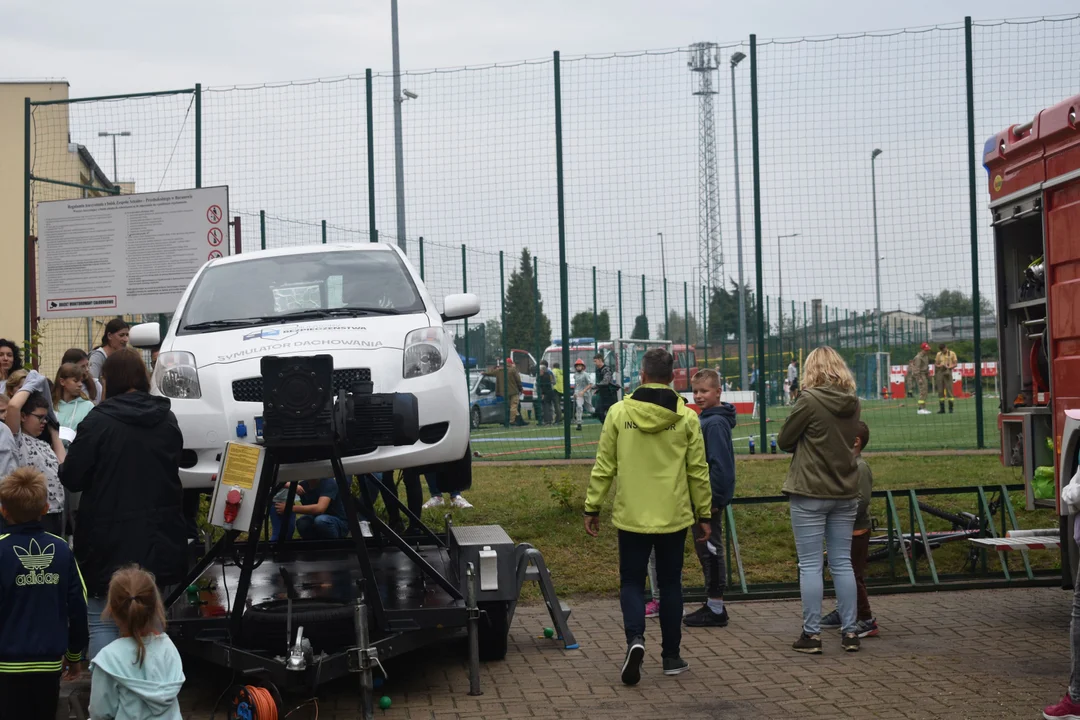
left=470, top=397, right=1001, bottom=461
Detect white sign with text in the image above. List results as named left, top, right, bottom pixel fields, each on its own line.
left=38, top=186, right=229, bottom=318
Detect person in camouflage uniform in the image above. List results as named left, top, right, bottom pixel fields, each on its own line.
left=908, top=343, right=931, bottom=415
left=934, top=343, right=958, bottom=415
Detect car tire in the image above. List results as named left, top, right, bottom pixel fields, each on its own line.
left=477, top=600, right=510, bottom=661
left=241, top=599, right=356, bottom=653
left=471, top=406, right=481, bottom=430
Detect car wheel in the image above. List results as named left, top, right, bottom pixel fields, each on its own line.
left=471, top=405, right=481, bottom=430
left=241, top=599, right=356, bottom=653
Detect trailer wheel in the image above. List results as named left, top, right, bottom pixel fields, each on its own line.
left=477, top=601, right=510, bottom=661
left=241, top=599, right=356, bottom=653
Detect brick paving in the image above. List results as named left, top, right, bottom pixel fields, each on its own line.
left=170, top=587, right=1070, bottom=719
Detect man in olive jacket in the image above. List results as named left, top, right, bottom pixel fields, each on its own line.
left=584, top=348, right=711, bottom=685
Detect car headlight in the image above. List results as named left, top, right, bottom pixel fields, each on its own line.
left=152, top=351, right=202, bottom=399
left=403, top=327, right=448, bottom=379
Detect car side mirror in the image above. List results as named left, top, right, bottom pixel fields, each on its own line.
left=128, top=322, right=162, bottom=348
left=441, top=293, right=480, bottom=322
left=478, top=388, right=492, bottom=396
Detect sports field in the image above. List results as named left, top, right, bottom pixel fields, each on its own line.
left=470, top=397, right=1001, bottom=461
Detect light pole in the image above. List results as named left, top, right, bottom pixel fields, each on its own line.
left=97, top=130, right=131, bottom=184
left=391, top=0, right=407, bottom=253
left=871, top=149, right=883, bottom=355
left=729, top=51, right=748, bottom=390
left=871, top=148, right=884, bottom=398
left=777, top=232, right=799, bottom=360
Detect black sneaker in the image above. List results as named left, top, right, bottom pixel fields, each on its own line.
left=819, top=609, right=841, bottom=629
left=621, top=636, right=645, bottom=685
left=793, top=632, right=822, bottom=654
left=662, top=656, right=689, bottom=676
left=683, top=604, right=729, bottom=628
left=842, top=632, right=860, bottom=652
left=576, top=424, right=582, bottom=431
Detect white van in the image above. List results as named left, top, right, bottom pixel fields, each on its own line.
left=130, top=244, right=478, bottom=489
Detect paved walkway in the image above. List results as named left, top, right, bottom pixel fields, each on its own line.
left=174, top=587, right=1070, bottom=719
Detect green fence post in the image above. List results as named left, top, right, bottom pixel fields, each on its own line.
left=965, top=17, right=985, bottom=449
left=641, top=274, right=646, bottom=334
left=321, top=219, right=327, bottom=245
left=23, top=97, right=30, bottom=349
left=683, top=281, right=690, bottom=371
left=462, top=244, right=470, bottom=391
left=724, top=505, right=749, bottom=594
left=803, top=302, right=808, bottom=354
left=554, top=51, right=572, bottom=458
left=194, top=83, right=202, bottom=188
left=702, top=286, right=709, bottom=370
left=778, top=294, right=784, bottom=367
left=366, top=69, right=377, bottom=244
left=419, top=236, right=425, bottom=281
left=534, top=256, right=541, bottom=394
left=750, top=34, right=767, bottom=447
left=500, top=251, right=509, bottom=427
left=617, top=271, right=624, bottom=339
left=592, top=266, right=598, bottom=356
left=259, top=210, right=266, bottom=250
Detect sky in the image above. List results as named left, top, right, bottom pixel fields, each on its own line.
left=6, top=1, right=1080, bottom=335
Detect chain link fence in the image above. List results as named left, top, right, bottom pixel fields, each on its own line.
left=23, top=14, right=1080, bottom=458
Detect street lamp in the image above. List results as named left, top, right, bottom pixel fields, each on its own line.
left=730, top=50, right=748, bottom=390
left=97, top=130, right=131, bottom=185
left=391, top=0, right=408, bottom=253
left=777, top=232, right=799, bottom=367
left=871, top=148, right=883, bottom=356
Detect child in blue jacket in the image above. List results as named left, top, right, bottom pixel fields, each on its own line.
left=684, top=369, right=737, bottom=628
left=0, top=467, right=88, bottom=720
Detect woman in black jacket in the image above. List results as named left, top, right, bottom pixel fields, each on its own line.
left=60, top=347, right=187, bottom=659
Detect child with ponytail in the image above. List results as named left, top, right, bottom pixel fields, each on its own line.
left=89, top=566, right=185, bottom=720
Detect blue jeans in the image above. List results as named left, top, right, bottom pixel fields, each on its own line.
left=87, top=596, right=119, bottom=660
left=296, top=514, right=349, bottom=540
left=268, top=507, right=296, bottom=541
left=618, top=528, right=686, bottom=659
left=789, top=494, right=858, bottom=635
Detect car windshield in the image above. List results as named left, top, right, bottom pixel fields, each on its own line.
left=180, top=249, right=425, bottom=332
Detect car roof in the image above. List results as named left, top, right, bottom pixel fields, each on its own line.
left=206, top=242, right=399, bottom=268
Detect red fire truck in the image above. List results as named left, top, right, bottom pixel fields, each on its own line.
left=984, top=93, right=1080, bottom=574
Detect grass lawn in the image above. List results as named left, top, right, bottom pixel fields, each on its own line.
left=418, top=454, right=1057, bottom=598
left=470, top=397, right=1002, bottom=461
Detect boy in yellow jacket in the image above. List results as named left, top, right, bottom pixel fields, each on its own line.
left=584, top=347, right=712, bottom=685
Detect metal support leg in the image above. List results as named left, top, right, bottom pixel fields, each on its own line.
left=355, top=596, right=375, bottom=720
left=466, top=563, right=482, bottom=696
left=512, top=546, right=577, bottom=649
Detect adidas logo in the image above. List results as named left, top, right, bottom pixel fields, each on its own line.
left=13, top=538, right=59, bottom=586
left=14, top=538, right=54, bottom=571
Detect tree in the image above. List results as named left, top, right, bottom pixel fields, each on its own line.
left=917, top=289, right=993, bottom=319
left=452, top=322, right=487, bottom=368
left=503, top=248, right=552, bottom=356
left=658, top=310, right=700, bottom=344
left=570, top=309, right=611, bottom=340
left=707, top=280, right=758, bottom=342
left=631, top=314, right=649, bottom=340
left=483, top=318, right=503, bottom=364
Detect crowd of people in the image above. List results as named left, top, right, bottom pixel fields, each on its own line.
left=584, top=345, right=878, bottom=683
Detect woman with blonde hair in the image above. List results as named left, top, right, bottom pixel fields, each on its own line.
left=777, top=346, right=862, bottom=655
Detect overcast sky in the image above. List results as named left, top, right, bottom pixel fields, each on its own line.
left=7, top=1, right=1080, bottom=335
left=1, top=1, right=1074, bottom=98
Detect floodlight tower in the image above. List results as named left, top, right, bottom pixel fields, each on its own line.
left=688, top=42, right=723, bottom=296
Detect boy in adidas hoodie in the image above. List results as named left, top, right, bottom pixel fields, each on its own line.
left=0, top=467, right=88, bottom=720
left=683, top=368, right=738, bottom=628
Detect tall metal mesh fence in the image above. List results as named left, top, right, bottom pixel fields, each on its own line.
left=22, top=15, right=1080, bottom=457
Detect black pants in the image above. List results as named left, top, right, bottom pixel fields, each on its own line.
left=691, top=511, right=727, bottom=598
left=618, top=528, right=686, bottom=659
left=401, top=469, right=426, bottom=520
left=0, top=671, right=60, bottom=720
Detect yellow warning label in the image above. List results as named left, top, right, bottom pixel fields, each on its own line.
left=219, top=442, right=262, bottom=490
left=994, top=175, right=1003, bottom=192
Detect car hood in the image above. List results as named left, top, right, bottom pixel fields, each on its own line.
left=173, top=313, right=435, bottom=368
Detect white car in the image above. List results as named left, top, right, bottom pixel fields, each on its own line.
left=129, top=243, right=479, bottom=490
